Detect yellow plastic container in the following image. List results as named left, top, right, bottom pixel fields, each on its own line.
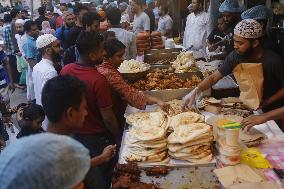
left=241, top=148, right=271, bottom=169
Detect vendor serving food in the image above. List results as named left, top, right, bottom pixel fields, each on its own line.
left=97, top=38, right=172, bottom=126
left=183, top=19, right=284, bottom=130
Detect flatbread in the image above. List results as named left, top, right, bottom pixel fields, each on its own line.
left=240, top=128, right=266, bottom=143
left=126, top=140, right=167, bottom=149
left=168, top=123, right=212, bottom=144
left=177, top=144, right=211, bottom=154
left=128, top=146, right=167, bottom=157
left=174, top=154, right=213, bottom=163
left=168, top=139, right=213, bottom=152
left=156, top=99, right=184, bottom=115
left=168, top=112, right=204, bottom=130
left=169, top=149, right=211, bottom=159
left=126, top=112, right=150, bottom=125
left=222, top=97, right=242, bottom=104
left=128, top=126, right=166, bottom=141
left=132, top=112, right=168, bottom=129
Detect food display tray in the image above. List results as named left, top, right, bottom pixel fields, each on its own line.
left=144, top=48, right=182, bottom=65
left=144, top=88, right=193, bottom=102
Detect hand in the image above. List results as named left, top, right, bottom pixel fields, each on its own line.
left=8, top=83, right=15, bottom=93
left=157, top=101, right=173, bottom=115
left=100, top=145, right=117, bottom=162
left=182, top=87, right=200, bottom=111
left=241, top=115, right=267, bottom=131
left=2, top=116, right=11, bottom=124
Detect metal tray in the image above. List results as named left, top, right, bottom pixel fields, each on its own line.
left=144, top=48, right=182, bottom=65
left=144, top=88, right=193, bottom=102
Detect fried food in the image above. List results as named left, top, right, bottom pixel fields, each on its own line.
left=131, top=70, right=201, bottom=90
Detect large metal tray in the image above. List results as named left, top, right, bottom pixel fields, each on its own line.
left=144, top=88, right=193, bottom=102
left=144, top=48, right=182, bottom=65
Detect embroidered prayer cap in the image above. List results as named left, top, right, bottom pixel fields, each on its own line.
left=241, top=5, right=272, bottom=21
left=219, top=0, right=245, bottom=13
left=234, top=19, right=263, bottom=39
left=36, top=34, right=57, bottom=49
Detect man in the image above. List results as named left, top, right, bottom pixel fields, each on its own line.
left=119, top=2, right=130, bottom=29
left=42, top=75, right=116, bottom=167
left=15, top=19, right=28, bottom=87
left=241, top=5, right=278, bottom=54
left=183, top=19, right=284, bottom=119
left=21, top=9, right=29, bottom=19
left=62, top=11, right=100, bottom=65
left=55, top=11, right=75, bottom=50
left=157, top=4, right=173, bottom=38
left=144, top=0, right=156, bottom=32
left=219, top=0, right=244, bottom=53
left=56, top=3, right=68, bottom=29
left=131, top=0, right=150, bottom=35
left=32, top=34, right=61, bottom=107
left=3, top=13, right=19, bottom=88
left=35, top=6, right=49, bottom=31
left=65, top=4, right=88, bottom=48
left=23, top=20, right=40, bottom=102
left=61, top=31, right=120, bottom=189
left=107, top=8, right=136, bottom=60
left=183, top=0, right=209, bottom=51
left=0, top=133, right=91, bottom=189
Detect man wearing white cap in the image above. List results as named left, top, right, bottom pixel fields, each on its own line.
left=32, top=34, right=62, bottom=107
left=183, top=19, right=284, bottom=116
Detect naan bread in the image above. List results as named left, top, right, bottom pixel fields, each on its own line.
left=240, top=128, right=266, bottom=147
left=177, top=144, right=211, bottom=154
left=173, top=154, right=213, bottom=163
left=156, top=99, right=184, bottom=115
left=129, top=126, right=166, bottom=141
left=168, top=112, right=204, bottom=130
left=128, top=146, right=167, bottom=157
left=169, top=149, right=211, bottom=159
left=168, top=139, right=213, bottom=152
left=168, top=123, right=212, bottom=144
left=126, top=112, right=151, bottom=125
left=132, top=112, right=168, bottom=129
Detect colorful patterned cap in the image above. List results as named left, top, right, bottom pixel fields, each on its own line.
left=241, top=5, right=272, bottom=21
left=219, top=0, right=245, bottom=13
left=234, top=19, right=263, bottom=39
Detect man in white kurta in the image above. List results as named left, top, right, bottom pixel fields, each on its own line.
left=183, top=0, right=209, bottom=51
left=33, top=34, right=62, bottom=130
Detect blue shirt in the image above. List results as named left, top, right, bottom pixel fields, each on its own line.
left=23, top=35, right=40, bottom=63
left=56, top=26, right=71, bottom=50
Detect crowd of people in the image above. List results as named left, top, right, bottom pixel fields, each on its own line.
left=0, top=0, right=283, bottom=188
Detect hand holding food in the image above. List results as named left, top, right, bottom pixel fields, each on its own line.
left=101, top=145, right=117, bottom=162
left=241, top=115, right=267, bottom=131
left=182, top=87, right=201, bottom=110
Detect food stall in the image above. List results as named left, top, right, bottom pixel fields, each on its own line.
left=112, top=48, right=284, bottom=189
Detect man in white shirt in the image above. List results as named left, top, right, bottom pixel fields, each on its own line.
left=131, top=0, right=150, bottom=35
left=157, top=4, right=173, bottom=38
left=107, top=7, right=136, bottom=60
left=183, top=0, right=209, bottom=51
left=32, top=34, right=62, bottom=106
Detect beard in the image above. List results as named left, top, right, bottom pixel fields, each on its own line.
left=241, top=45, right=253, bottom=58
left=66, top=22, right=75, bottom=28
left=51, top=49, right=62, bottom=63
left=18, top=31, right=24, bottom=36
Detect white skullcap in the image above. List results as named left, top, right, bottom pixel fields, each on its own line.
left=36, top=34, right=57, bottom=49
left=0, top=133, right=91, bottom=189
left=15, top=19, right=25, bottom=25
left=103, top=0, right=108, bottom=4
left=234, top=19, right=263, bottom=39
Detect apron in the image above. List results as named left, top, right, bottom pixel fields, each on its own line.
left=233, top=63, right=264, bottom=110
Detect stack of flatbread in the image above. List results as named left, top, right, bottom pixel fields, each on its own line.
left=125, top=126, right=169, bottom=163
left=168, top=123, right=213, bottom=163
left=240, top=128, right=267, bottom=147
left=167, top=112, right=204, bottom=131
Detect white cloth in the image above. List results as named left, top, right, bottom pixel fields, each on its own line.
left=183, top=12, right=209, bottom=51
left=133, top=12, right=150, bottom=35
left=15, top=33, right=27, bottom=55
left=108, top=28, right=137, bottom=60
left=121, top=12, right=130, bottom=23
left=26, top=65, right=35, bottom=101
left=157, top=14, right=173, bottom=36
left=32, top=58, right=58, bottom=106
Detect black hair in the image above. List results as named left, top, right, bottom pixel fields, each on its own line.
left=38, top=6, right=46, bottom=16
left=10, top=8, right=20, bottom=18
left=105, top=38, right=126, bottom=58
left=41, top=75, right=86, bottom=123
left=24, top=20, right=37, bottom=32
left=106, top=7, right=121, bottom=25
left=132, top=0, right=146, bottom=6
left=0, top=19, right=4, bottom=23
left=22, top=104, right=45, bottom=121
left=76, top=31, right=104, bottom=57
left=21, top=10, right=28, bottom=14
left=60, top=3, right=67, bottom=7
left=73, top=4, right=89, bottom=15
left=82, top=12, right=101, bottom=28
left=160, top=4, right=169, bottom=14
left=3, top=14, right=12, bottom=23
left=102, top=31, right=116, bottom=41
